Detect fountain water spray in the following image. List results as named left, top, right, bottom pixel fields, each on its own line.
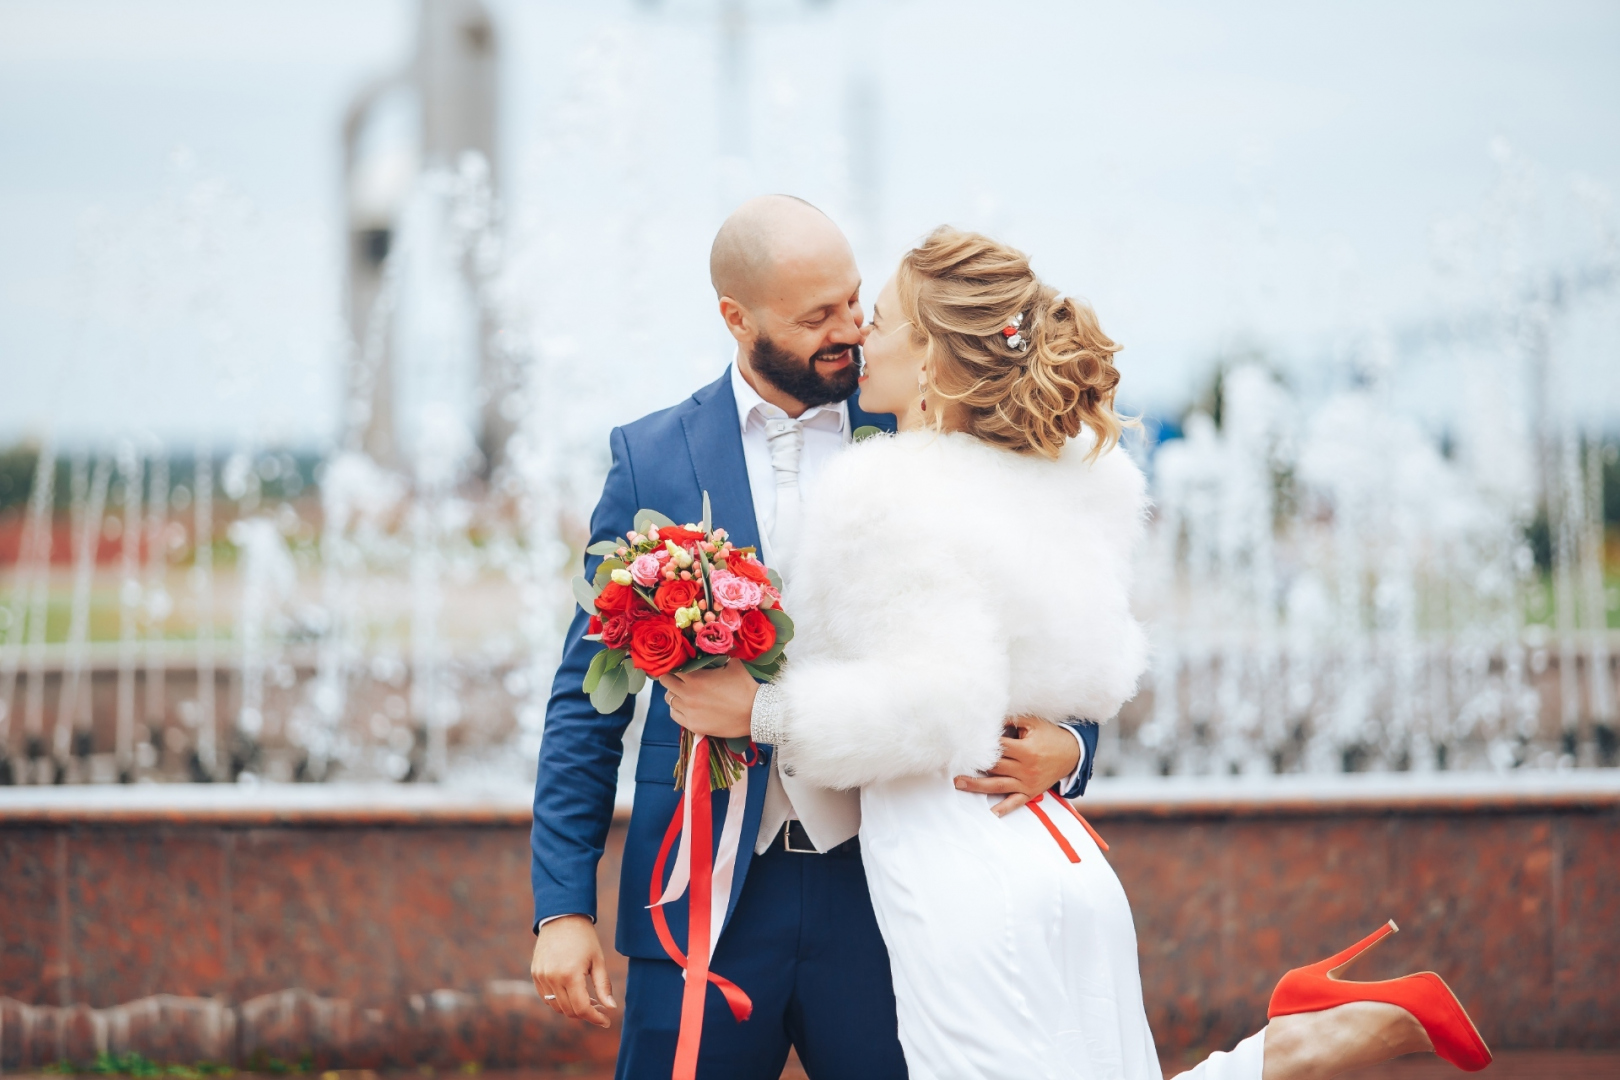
left=192, top=452, right=217, bottom=779
left=55, top=455, right=112, bottom=773
left=115, top=442, right=144, bottom=778
left=0, top=437, right=56, bottom=779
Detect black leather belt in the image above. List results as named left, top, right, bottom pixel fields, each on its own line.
left=769, top=820, right=860, bottom=857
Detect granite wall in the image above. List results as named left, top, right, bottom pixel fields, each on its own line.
left=1, top=785, right=1615, bottom=1072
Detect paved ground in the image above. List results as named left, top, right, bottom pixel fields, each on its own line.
left=497, top=1052, right=1620, bottom=1078
left=1165, top=1051, right=1620, bottom=1078
left=13, top=1053, right=1619, bottom=1079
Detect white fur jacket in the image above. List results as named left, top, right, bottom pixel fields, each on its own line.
left=770, top=429, right=1150, bottom=791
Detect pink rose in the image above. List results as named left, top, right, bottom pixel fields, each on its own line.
left=709, top=570, right=763, bottom=611
left=630, top=554, right=662, bottom=587
left=718, top=606, right=743, bottom=630
left=693, top=621, right=735, bottom=655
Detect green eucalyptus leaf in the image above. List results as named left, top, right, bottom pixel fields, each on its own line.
left=634, top=508, right=677, bottom=534
left=582, top=648, right=610, bottom=694
left=743, top=658, right=782, bottom=681
left=725, top=736, right=751, bottom=755
left=572, top=575, right=600, bottom=614
left=625, top=665, right=648, bottom=695
left=701, top=491, right=712, bottom=535
left=764, top=607, right=794, bottom=646
left=586, top=539, right=622, bottom=557
left=590, top=664, right=630, bottom=713
left=853, top=425, right=883, bottom=443
left=696, top=546, right=716, bottom=604
left=593, top=557, right=626, bottom=588
left=674, top=653, right=729, bottom=675
left=765, top=568, right=784, bottom=592
left=751, top=640, right=785, bottom=667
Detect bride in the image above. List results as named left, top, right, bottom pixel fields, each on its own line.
left=664, top=226, right=1492, bottom=1080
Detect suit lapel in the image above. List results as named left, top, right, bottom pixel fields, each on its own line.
left=679, top=369, right=766, bottom=932
left=681, top=371, right=760, bottom=553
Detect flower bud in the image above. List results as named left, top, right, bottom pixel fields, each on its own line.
left=674, top=607, right=693, bottom=629
left=610, top=568, right=633, bottom=586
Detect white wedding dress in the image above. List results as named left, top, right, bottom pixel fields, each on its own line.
left=765, top=431, right=1264, bottom=1080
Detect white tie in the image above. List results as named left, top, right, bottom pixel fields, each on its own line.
left=763, top=416, right=804, bottom=577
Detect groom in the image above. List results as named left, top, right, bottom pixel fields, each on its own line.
left=529, top=195, right=1100, bottom=1079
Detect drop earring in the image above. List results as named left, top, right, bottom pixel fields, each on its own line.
left=917, top=377, right=928, bottom=413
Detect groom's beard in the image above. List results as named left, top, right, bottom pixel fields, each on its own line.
left=748, top=335, right=861, bottom=409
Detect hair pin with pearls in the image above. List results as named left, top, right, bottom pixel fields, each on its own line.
left=1000, top=312, right=1026, bottom=350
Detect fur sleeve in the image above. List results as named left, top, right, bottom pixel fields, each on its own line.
left=771, top=440, right=1011, bottom=789
left=774, top=579, right=1010, bottom=790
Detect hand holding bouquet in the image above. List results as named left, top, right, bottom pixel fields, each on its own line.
left=574, top=495, right=794, bottom=789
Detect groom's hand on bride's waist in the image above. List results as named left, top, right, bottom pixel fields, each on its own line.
left=531, top=915, right=616, bottom=1028
left=953, top=716, right=1082, bottom=817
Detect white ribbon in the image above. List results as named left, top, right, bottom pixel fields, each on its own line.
left=650, top=764, right=749, bottom=959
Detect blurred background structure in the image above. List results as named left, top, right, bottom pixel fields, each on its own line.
left=1, top=0, right=1617, bottom=1075
left=0, top=0, right=1615, bottom=792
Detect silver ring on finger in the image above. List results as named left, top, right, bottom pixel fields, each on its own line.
left=543, top=994, right=557, bottom=1001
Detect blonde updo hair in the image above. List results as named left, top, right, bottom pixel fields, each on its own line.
left=895, top=226, right=1125, bottom=460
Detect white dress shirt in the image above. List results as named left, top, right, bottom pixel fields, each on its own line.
left=730, top=361, right=857, bottom=853
left=729, top=361, right=849, bottom=569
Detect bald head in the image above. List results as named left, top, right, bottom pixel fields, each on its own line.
left=710, top=195, right=852, bottom=307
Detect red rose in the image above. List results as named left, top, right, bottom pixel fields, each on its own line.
left=630, top=615, right=695, bottom=678
left=729, top=555, right=771, bottom=585
left=595, top=580, right=637, bottom=615
left=654, top=578, right=703, bottom=614
left=733, top=608, right=777, bottom=661
left=587, top=615, right=603, bottom=635
left=657, top=525, right=706, bottom=548
left=600, top=613, right=633, bottom=650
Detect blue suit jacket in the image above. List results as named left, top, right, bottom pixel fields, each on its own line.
left=530, top=370, right=1098, bottom=958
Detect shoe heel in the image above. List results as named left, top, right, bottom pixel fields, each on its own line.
left=1318, top=918, right=1399, bottom=978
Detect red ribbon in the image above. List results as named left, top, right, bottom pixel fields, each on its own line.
left=1026, top=788, right=1110, bottom=862
left=646, top=736, right=753, bottom=1080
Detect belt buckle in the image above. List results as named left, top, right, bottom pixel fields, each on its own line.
left=783, top=821, right=820, bottom=853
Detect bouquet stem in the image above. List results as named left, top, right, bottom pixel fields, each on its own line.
left=675, top=728, right=749, bottom=791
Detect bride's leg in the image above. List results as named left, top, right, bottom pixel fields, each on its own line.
left=1260, top=1002, right=1433, bottom=1080
left=1171, top=1003, right=1431, bottom=1080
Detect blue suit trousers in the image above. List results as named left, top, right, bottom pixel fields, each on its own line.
left=614, top=842, right=909, bottom=1080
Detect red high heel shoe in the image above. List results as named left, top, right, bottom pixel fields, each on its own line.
left=1268, top=920, right=1493, bottom=1072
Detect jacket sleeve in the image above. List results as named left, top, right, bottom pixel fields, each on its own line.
left=1059, top=720, right=1099, bottom=798
left=773, top=558, right=1010, bottom=791
left=530, top=426, right=639, bottom=931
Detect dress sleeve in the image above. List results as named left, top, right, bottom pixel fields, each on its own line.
left=768, top=564, right=1010, bottom=791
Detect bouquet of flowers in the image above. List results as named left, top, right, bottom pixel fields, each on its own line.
left=574, top=494, right=793, bottom=790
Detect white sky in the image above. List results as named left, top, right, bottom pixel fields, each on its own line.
left=1, top=0, right=1617, bottom=451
